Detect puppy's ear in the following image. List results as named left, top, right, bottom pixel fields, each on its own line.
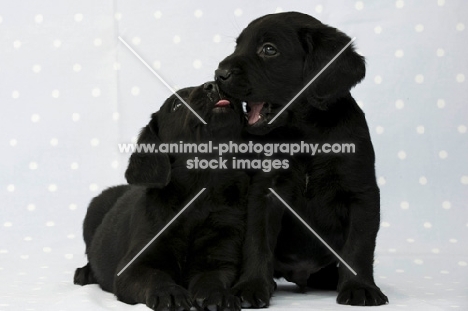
left=299, top=26, right=365, bottom=109
left=125, top=112, right=171, bottom=187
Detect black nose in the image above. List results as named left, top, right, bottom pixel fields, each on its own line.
left=215, top=69, right=231, bottom=81
left=203, top=82, right=217, bottom=92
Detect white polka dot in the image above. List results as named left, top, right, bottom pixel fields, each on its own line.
left=27, top=204, right=36, bottom=211
left=12, top=90, right=20, bottom=99
left=131, top=37, right=140, bottom=45
left=396, top=269, right=404, bottom=273
left=173, top=35, right=181, bottom=44
left=48, top=184, right=57, bottom=192
left=111, top=160, right=119, bottom=169
left=415, top=24, right=424, bottom=32
left=419, top=176, right=427, bottom=185
left=112, top=112, right=120, bottom=121
left=194, top=9, right=203, bottom=18
left=51, top=89, right=60, bottom=98
left=374, top=26, right=382, bottom=34
left=53, top=39, right=61, bottom=48
left=356, top=100, right=364, bottom=108
left=374, top=75, right=382, bottom=84
left=456, top=74, right=465, bottom=83
left=114, top=12, right=122, bottom=21
left=376, top=126, right=384, bottom=134
left=24, top=236, right=32, bottom=241
left=10, top=139, right=17, bottom=146
left=29, top=162, right=38, bottom=170
left=113, top=62, right=121, bottom=70
left=415, top=74, right=424, bottom=83
left=70, top=162, right=79, bottom=170
left=398, top=150, right=407, bottom=160
left=92, top=88, right=101, bottom=97
left=355, top=1, right=364, bottom=10
left=395, top=0, right=404, bottom=8
left=234, top=8, right=243, bottom=16
left=90, top=138, right=100, bottom=146
left=89, top=184, right=99, bottom=192
left=154, top=10, right=162, bottom=19
left=437, top=0, right=445, bottom=6
left=72, top=113, right=80, bottom=122
left=440, top=270, right=449, bottom=274
left=45, top=221, right=54, bottom=227
left=93, top=38, right=102, bottom=46
left=400, top=201, right=409, bottom=209
left=13, top=40, right=21, bottom=49
left=193, top=59, right=202, bottom=69
left=381, top=222, right=390, bottom=228
left=64, top=254, right=74, bottom=260
left=20, top=255, right=29, bottom=260
left=208, top=34, right=220, bottom=44
left=449, top=238, right=458, bottom=243
left=0, top=250, right=8, bottom=254
left=377, top=176, right=386, bottom=186
left=3, top=222, right=12, bottom=227
left=436, top=48, right=445, bottom=57
left=458, top=261, right=467, bottom=267
left=31, top=114, right=40, bottom=123
left=414, top=259, right=424, bottom=265
left=74, top=13, right=83, bottom=22
left=442, top=201, right=451, bottom=210
left=406, top=238, right=415, bottom=243
left=69, top=204, right=77, bottom=210
left=131, top=86, right=140, bottom=96
left=50, top=138, right=58, bottom=146
left=0, top=15, right=2, bottom=24
left=439, top=150, right=448, bottom=159
left=458, top=125, right=467, bottom=133
left=423, top=222, right=432, bottom=228
left=432, top=248, right=440, bottom=254
left=395, top=49, right=404, bottom=58
left=7, top=184, right=15, bottom=192
left=32, top=64, right=42, bottom=73
left=72, top=64, right=82, bottom=73
left=35, top=14, right=43, bottom=24
left=437, top=99, right=446, bottom=108
left=395, top=99, right=404, bottom=109
left=388, top=248, right=397, bottom=253
left=315, top=5, right=324, bottom=13
left=67, top=234, right=75, bottom=239
left=456, top=23, right=465, bottom=31
left=461, top=176, right=468, bottom=185
left=153, top=60, right=161, bottom=69
left=275, top=7, right=283, bottom=13
left=43, top=247, right=52, bottom=253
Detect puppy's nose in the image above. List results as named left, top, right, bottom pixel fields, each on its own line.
left=215, top=69, right=231, bottom=81
left=203, top=82, right=217, bottom=92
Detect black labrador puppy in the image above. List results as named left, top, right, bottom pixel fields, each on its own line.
left=74, top=83, right=248, bottom=311
left=215, top=12, right=388, bottom=306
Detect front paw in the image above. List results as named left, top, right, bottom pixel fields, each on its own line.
left=337, top=281, right=388, bottom=306
left=232, top=278, right=275, bottom=308
left=146, top=285, right=192, bottom=311
left=191, top=287, right=240, bottom=311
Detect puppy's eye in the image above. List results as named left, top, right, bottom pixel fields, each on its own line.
left=262, top=44, right=278, bottom=56
left=172, top=100, right=182, bottom=112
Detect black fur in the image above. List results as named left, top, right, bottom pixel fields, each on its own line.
left=216, top=12, right=388, bottom=307
left=74, top=83, right=249, bottom=311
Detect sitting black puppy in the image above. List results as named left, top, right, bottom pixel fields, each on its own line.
left=74, top=83, right=248, bottom=311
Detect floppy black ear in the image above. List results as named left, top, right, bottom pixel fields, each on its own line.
left=299, top=26, right=365, bottom=109
left=125, top=112, right=171, bottom=187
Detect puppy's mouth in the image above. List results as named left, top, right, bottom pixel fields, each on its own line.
left=209, top=89, right=235, bottom=112
left=243, top=101, right=272, bottom=125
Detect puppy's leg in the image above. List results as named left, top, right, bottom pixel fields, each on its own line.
left=74, top=262, right=97, bottom=285
left=336, top=188, right=388, bottom=306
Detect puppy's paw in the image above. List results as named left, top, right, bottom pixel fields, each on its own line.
left=146, top=285, right=192, bottom=311
left=192, top=287, right=241, bottom=311
left=337, top=281, right=388, bottom=306
left=232, top=278, right=275, bottom=308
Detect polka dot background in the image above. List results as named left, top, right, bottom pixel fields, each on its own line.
left=1, top=0, right=467, bottom=310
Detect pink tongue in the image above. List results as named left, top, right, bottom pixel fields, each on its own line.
left=215, top=99, right=230, bottom=107
left=248, top=102, right=265, bottom=125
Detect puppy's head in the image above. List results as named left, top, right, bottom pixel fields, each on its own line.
left=125, top=82, right=243, bottom=186
left=215, top=12, right=365, bottom=134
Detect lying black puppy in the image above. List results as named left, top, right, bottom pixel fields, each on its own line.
left=215, top=12, right=388, bottom=306
left=74, top=83, right=248, bottom=311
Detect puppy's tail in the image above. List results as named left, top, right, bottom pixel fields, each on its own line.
left=74, top=263, right=97, bottom=286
